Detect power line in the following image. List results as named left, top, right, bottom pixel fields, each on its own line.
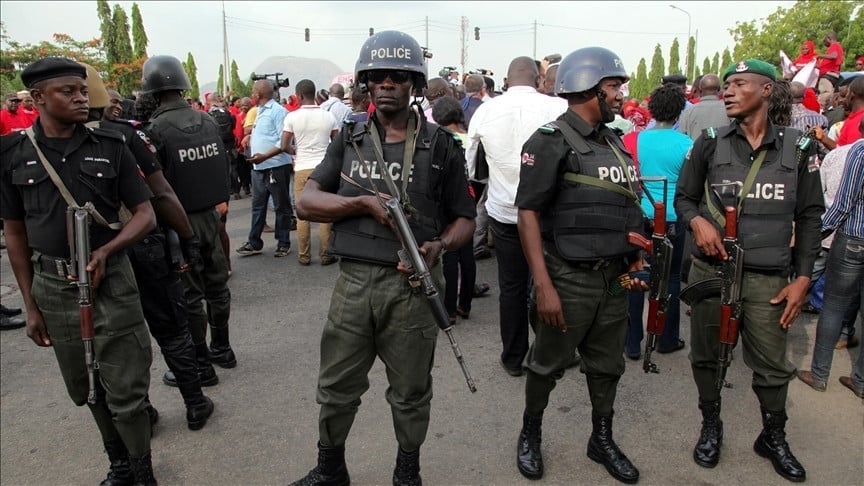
left=540, top=23, right=688, bottom=36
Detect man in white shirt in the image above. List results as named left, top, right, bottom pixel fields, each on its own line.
left=281, top=79, right=340, bottom=265
left=465, top=56, right=567, bottom=376
left=319, top=83, right=352, bottom=127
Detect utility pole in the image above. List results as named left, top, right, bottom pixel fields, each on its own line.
left=532, top=20, right=538, bottom=60
left=222, top=0, right=230, bottom=96
left=425, top=16, right=429, bottom=52
left=460, top=16, right=468, bottom=81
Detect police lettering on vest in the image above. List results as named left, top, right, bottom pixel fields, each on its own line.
left=348, top=159, right=414, bottom=183
left=597, top=165, right=639, bottom=184
left=370, top=47, right=412, bottom=61
left=178, top=143, right=220, bottom=163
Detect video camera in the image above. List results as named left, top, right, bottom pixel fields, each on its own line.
left=251, top=72, right=290, bottom=88
left=469, top=68, right=493, bottom=76
left=438, top=66, right=458, bottom=78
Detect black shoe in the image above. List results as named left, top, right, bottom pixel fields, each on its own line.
left=586, top=413, right=639, bottom=484
left=100, top=439, right=133, bottom=486
left=128, top=452, right=157, bottom=486
left=209, top=346, right=237, bottom=368
left=516, top=412, right=544, bottom=480
left=500, top=359, right=524, bottom=377
left=393, top=447, right=422, bottom=486
left=0, top=314, right=25, bottom=330
left=163, top=369, right=219, bottom=387
left=0, top=304, right=22, bottom=317
left=290, top=442, right=350, bottom=486
left=693, top=399, right=723, bottom=468
left=753, top=408, right=806, bottom=482
left=474, top=248, right=491, bottom=260
left=473, top=282, right=491, bottom=297
left=186, top=396, right=214, bottom=431
left=657, top=339, right=686, bottom=354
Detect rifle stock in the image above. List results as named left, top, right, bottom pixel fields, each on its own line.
left=68, top=208, right=98, bottom=405
left=384, top=198, right=477, bottom=393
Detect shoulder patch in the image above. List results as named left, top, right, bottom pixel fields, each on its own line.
left=702, top=127, right=717, bottom=140
left=539, top=123, right=559, bottom=134
left=90, top=126, right=126, bottom=142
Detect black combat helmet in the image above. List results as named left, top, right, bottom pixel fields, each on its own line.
left=556, top=47, right=629, bottom=96
left=141, top=55, right=192, bottom=95
left=355, top=30, right=428, bottom=90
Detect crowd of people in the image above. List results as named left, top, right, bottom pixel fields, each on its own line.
left=1, top=27, right=863, bottom=486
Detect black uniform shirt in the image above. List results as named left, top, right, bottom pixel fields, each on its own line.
left=311, top=115, right=476, bottom=225
left=101, top=119, right=163, bottom=177
left=674, top=120, right=824, bottom=277
left=0, top=121, right=152, bottom=257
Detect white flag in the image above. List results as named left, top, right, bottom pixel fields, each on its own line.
left=780, top=50, right=795, bottom=77
left=792, top=60, right=819, bottom=88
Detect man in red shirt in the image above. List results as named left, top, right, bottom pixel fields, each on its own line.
left=16, top=90, right=39, bottom=124
left=816, top=32, right=844, bottom=105
left=0, top=93, right=33, bottom=135
left=837, top=76, right=864, bottom=146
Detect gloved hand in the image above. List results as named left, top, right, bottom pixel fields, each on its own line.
left=179, top=234, right=201, bottom=270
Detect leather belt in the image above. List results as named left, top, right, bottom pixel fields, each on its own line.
left=36, top=254, right=72, bottom=279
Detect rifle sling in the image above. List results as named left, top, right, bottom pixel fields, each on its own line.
left=24, top=127, right=122, bottom=230
left=704, top=149, right=766, bottom=227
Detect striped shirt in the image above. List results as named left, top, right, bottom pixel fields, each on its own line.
left=823, top=139, right=864, bottom=238
left=790, top=103, right=828, bottom=133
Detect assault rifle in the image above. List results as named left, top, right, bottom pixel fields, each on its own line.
left=385, top=197, right=477, bottom=393
left=66, top=208, right=98, bottom=405
left=715, top=204, right=744, bottom=390
left=625, top=177, right=674, bottom=374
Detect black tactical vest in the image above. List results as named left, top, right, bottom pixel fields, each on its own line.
left=699, top=126, right=800, bottom=272
left=545, top=122, right=644, bottom=261
left=148, top=108, right=230, bottom=212
left=331, top=121, right=445, bottom=265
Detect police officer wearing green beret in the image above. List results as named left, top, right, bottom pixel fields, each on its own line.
left=290, top=31, right=475, bottom=486
left=675, top=59, right=823, bottom=482
left=515, top=47, right=648, bottom=484
left=0, top=57, right=159, bottom=484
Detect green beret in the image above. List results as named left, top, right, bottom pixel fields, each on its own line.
left=21, top=57, right=87, bottom=88
left=722, top=59, right=777, bottom=82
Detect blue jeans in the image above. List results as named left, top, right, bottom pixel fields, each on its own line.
left=809, top=233, right=864, bottom=388
left=248, top=165, right=293, bottom=250
left=625, top=220, right=686, bottom=355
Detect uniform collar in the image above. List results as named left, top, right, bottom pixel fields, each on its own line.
left=151, top=98, right=190, bottom=119
left=561, top=109, right=612, bottom=140
left=31, top=119, right=97, bottom=157
left=726, top=119, right=782, bottom=151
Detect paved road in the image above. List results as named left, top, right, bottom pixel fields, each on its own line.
left=1, top=195, right=862, bottom=485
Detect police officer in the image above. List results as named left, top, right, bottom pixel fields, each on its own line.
left=0, top=57, right=158, bottom=484
left=514, top=47, right=646, bottom=484
left=674, top=59, right=823, bottom=482
left=80, top=62, right=216, bottom=431
left=290, top=31, right=475, bottom=486
left=141, top=56, right=236, bottom=379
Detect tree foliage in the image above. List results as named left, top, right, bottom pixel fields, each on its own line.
left=686, top=35, right=696, bottom=79
left=668, top=37, right=682, bottom=75
left=109, top=5, right=136, bottom=94
left=648, top=44, right=665, bottom=87
left=216, top=64, right=224, bottom=96
left=711, top=52, right=720, bottom=74
left=131, top=3, right=148, bottom=59
left=230, top=60, right=250, bottom=98
left=183, top=52, right=200, bottom=100
left=729, top=0, right=863, bottom=69
left=702, top=56, right=713, bottom=76
left=721, top=48, right=732, bottom=72
left=630, top=57, right=650, bottom=100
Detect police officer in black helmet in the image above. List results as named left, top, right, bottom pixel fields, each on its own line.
left=514, top=47, right=647, bottom=483
left=291, top=31, right=475, bottom=486
left=141, top=56, right=236, bottom=383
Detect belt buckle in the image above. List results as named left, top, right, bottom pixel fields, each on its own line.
left=592, top=259, right=606, bottom=271
left=53, top=259, right=69, bottom=278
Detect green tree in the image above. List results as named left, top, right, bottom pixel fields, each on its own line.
left=669, top=37, right=681, bottom=75
left=96, top=0, right=115, bottom=66
left=216, top=64, right=224, bottom=96
left=711, top=52, right=720, bottom=74
left=686, top=35, right=696, bottom=79
left=627, top=58, right=646, bottom=100
left=183, top=52, right=200, bottom=100
left=729, top=0, right=863, bottom=69
left=230, top=60, right=250, bottom=98
left=131, top=3, right=148, bottom=59
left=110, top=4, right=135, bottom=94
left=721, top=48, right=732, bottom=71
left=694, top=65, right=701, bottom=78
left=648, top=43, right=665, bottom=87
left=702, top=56, right=713, bottom=75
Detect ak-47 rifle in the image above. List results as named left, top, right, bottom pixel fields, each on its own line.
left=716, top=204, right=744, bottom=390
left=66, top=207, right=98, bottom=405
left=626, top=176, right=674, bottom=374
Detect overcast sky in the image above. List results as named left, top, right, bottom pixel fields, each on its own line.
left=2, top=0, right=798, bottom=87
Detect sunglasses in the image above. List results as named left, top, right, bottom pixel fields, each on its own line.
left=366, top=70, right=413, bottom=84
left=8, top=99, right=21, bottom=103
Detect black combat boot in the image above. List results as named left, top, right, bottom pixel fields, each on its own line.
left=393, top=447, right=422, bottom=486
left=178, top=383, right=215, bottom=431
left=209, top=326, right=237, bottom=368
left=516, top=412, right=544, bottom=480
left=128, top=452, right=157, bottom=486
left=693, top=398, right=723, bottom=468
left=753, top=408, right=806, bottom=482
left=290, top=442, right=350, bottom=486
left=586, top=413, right=639, bottom=484
left=100, top=439, right=134, bottom=486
